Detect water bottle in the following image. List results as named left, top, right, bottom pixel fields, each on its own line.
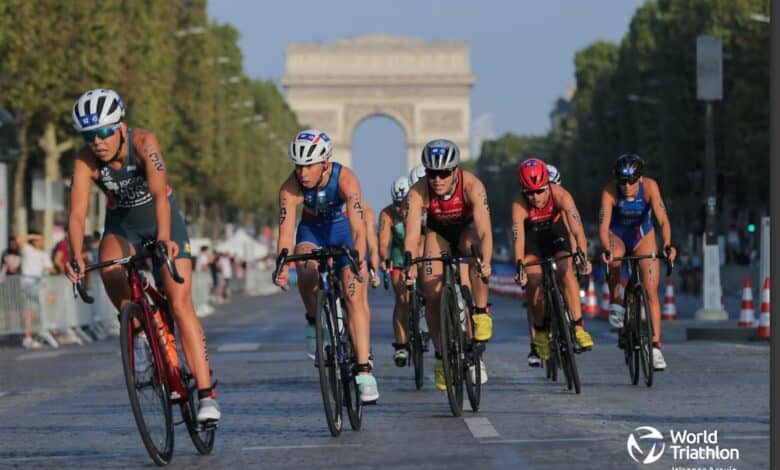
left=454, top=288, right=467, bottom=332
left=335, top=299, right=345, bottom=335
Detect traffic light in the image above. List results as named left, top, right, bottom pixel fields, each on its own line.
left=747, top=223, right=756, bottom=233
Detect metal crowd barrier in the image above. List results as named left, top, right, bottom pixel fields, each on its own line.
left=0, top=266, right=280, bottom=347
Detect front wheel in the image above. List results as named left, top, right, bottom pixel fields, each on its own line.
left=636, top=288, right=654, bottom=387
left=625, top=291, right=640, bottom=386
left=461, top=286, right=481, bottom=412
left=440, top=285, right=464, bottom=417
left=119, top=302, right=174, bottom=465
left=409, top=288, right=424, bottom=390
left=315, top=292, right=343, bottom=436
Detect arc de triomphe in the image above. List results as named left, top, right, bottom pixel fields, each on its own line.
left=281, top=35, right=476, bottom=171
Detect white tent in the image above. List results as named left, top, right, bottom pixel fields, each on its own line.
left=216, top=228, right=269, bottom=260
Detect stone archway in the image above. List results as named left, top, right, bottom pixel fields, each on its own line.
left=281, top=35, right=476, bottom=171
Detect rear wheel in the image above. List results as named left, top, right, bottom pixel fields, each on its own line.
left=409, top=288, right=424, bottom=390
left=343, top=332, right=363, bottom=430
left=180, top=363, right=216, bottom=455
left=461, top=286, right=481, bottom=412
left=315, top=292, right=343, bottom=436
left=440, top=285, right=464, bottom=417
left=119, top=302, right=174, bottom=465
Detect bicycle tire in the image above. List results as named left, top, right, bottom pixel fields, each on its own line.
left=343, top=335, right=363, bottom=430
left=625, top=289, right=640, bottom=385
left=461, top=286, right=481, bottom=411
left=180, top=363, right=216, bottom=455
left=550, top=288, right=580, bottom=393
left=119, top=302, right=174, bottom=465
left=409, top=288, right=424, bottom=390
left=315, top=291, right=343, bottom=436
left=636, top=288, right=654, bottom=387
left=439, top=285, right=464, bottom=417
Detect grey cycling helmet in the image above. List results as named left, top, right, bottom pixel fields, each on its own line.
left=408, top=164, right=426, bottom=185
left=421, top=139, right=460, bottom=170
left=547, top=164, right=561, bottom=185
left=390, top=176, right=410, bottom=202
left=72, top=89, right=125, bottom=131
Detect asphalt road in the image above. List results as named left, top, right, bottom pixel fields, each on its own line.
left=0, top=287, right=769, bottom=469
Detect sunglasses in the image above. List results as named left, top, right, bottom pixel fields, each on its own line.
left=425, top=168, right=454, bottom=180
left=523, top=187, right=548, bottom=196
left=81, top=124, right=120, bottom=142
left=617, top=176, right=640, bottom=186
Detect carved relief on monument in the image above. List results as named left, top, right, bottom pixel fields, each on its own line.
left=421, top=109, right=463, bottom=133
left=295, top=110, right=339, bottom=130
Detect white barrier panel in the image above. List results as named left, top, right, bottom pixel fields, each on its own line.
left=0, top=276, right=25, bottom=335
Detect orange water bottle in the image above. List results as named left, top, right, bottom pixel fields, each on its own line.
left=152, top=309, right=179, bottom=368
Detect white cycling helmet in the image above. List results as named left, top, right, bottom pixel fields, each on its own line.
left=547, top=164, right=561, bottom=185
left=421, top=139, right=460, bottom=170
left=390, top=176, right=410, bottom=202
left=408, top=164, right=426, bottom=186
left=288, top=129, right=333, bottom=165
left=72, top=89, right=125, bottom=131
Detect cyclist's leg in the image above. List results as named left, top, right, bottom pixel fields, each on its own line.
left=391, top=268, right=410, bottom=344
left=606, top=230, right=627, bottom=305
left=421, top=230, right=448, bottom=355
left=294, top=220, right=323, bottom=320
left=523, top=254, right=547, bottom=358
left=634, top=229, right=661, bottom=344
left=98, top=233, right=136, bottom=311
left=340, top=259, right=371, bottom=366
left=458, top=225, right=490, bottom=341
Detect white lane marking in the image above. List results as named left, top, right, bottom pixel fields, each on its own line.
left=2, top=453, right=124, bottom=462
left=17, top=351, right=63, bottom=361
left=732, top=343, right=769, bottom=352
left=243, top=444, right=362, bottom=451
left=464, top=417, right=500, bottom=439
left=216, top=342, right=261, bottom=353
left=482, top=437, right=604, bottom=444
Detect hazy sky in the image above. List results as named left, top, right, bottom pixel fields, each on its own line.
left=208, top=0, right=645, bottom=212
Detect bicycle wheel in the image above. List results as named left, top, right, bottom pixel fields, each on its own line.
left=342, top=334, right=363, bottom=430
left=550, top=289, right=580, bottom=394
left=119, top=302, right=174, bottom=465
left=315, top=291, right=343, bottom=436
left=636, top=288, right=654, bottom=387
left=180, top=363, right=216, bottom=455
left=439, top=285, right=464, bottom=417
left=461, top=286, right=481, bottom=412
left=624, top=290, right=640, bottom=385
left=409, top=288, right=424, bottom=390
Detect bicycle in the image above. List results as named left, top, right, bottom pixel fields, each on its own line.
left=517, top=251, right=586, bottom=394
left=273, top=246, right=365, bottom=437
left=404, top=246, right=487, bottom=416
left=610, top=253, right=673, bottom=387
left=72, top=240, right=216, bottom=466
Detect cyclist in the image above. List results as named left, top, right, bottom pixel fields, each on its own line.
left=524, top=162, right=561, bottom=367
left=513, top=158, right=594, bottom=364
left=378, top=176, right=413, bottom=366
left=404, top=139, right=493, bottom=391
left=599, top=154, right=676, bottom=371
left=64, top=89, right=220, bottom=423
left=273, top=129, right=379, bottom=403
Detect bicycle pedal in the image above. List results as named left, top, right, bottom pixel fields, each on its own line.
left=198, top=420, right=219, bottom=431
left=361, top=399, right=378, bottom=406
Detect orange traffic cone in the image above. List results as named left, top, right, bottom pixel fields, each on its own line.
left=600, top=282, right=611, bottom=320
left=755, top=277, right=770, bottom=340
left=738, top=276, right=755, bottom=327
left=662, top=277, right=677, bottom=320
left=583, top=277, right=599, bottom=318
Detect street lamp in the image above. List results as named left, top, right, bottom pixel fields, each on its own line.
left=174, top=25, right=206, bottom=37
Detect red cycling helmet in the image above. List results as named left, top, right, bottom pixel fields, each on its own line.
left=517, top=158, right=549, bottom=190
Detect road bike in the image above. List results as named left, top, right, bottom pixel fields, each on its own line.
left=73, top=240, right=216, bottom=466
left=273, top=246, right=364, bottom=436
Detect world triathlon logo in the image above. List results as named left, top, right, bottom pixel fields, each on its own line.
left=627, top=426, right=666, bottom=464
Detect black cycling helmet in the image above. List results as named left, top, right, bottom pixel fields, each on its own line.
left=614, top=154, right=645, bottom=179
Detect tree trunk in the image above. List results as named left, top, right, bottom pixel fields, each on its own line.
left=11, top=110, right=29, bottom=237
left=38, top=122, right=75, bottom=249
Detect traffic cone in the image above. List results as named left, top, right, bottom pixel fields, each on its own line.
left=755, top=277, right=770, bottom=340
left=600, top=282, right=611, bottom=320
left=583, top=277, right=599, bottom=318
left=662, top=277, right=677, bottom=320
left=738, top=276, right=755, bottom=327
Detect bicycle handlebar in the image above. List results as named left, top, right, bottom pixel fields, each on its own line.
left=608, top=253, right=675, bottom=277
left=71, top=240, right=183, bottom=304
left=403, top=247, right=487, bottom=284
left=516, top=251, right=583, bottom=285
left=273, top=246, right=363, bottom=287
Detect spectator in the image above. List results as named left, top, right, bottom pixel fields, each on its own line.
left=52, top=232, right=71, bottom=274
left=196, top=246, right=211, bottom=272
left=217, top=252, right=233, bottom=301
left=20, top=232, right=55, bottom=348
left=209, top=252, right=220, bottom=294
left=1, top=236, right=22, bottom=277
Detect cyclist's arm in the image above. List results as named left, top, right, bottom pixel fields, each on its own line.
left=137, top=132, right=172, bottom=243
left=646, top=178, right=672, bottom=248
left=67, top=152, right=95, bottom=263
left=377, top=207, right=393, bottom=267
left=465, top=173, right=493, bottom=267
left=364, top=203, right=380, bottom=271
left=338, top=167, right=367, bottom=261
left=511, top=192, right=528, bottom=262
left=555, top=186, right=588, bottom=255
left=403, top=182, right=425, bottom=261
left=277, top=174, right=302, bottom=258
left=598, top=186, right=616, bottom=252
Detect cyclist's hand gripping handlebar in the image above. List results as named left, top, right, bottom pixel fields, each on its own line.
left=471, top=245, right=489, bottom=284
left=272, top=248, right=289, bottom=291
left=70, top=260, right=94, bottom=304
left=383, top=259, right=391, bottom=290
left=155, top=241, right=184, bottom=284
